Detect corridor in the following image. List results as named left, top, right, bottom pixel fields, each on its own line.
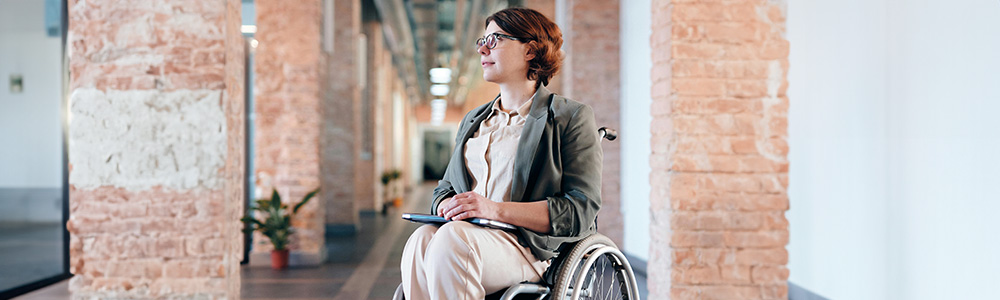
left=5, top=0, right=869, bottom=298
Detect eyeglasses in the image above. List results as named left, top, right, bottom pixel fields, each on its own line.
left=476, top=32, right=530, bottom=50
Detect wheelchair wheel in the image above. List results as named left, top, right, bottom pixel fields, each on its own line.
left=550, top=234, right=640, bottom=300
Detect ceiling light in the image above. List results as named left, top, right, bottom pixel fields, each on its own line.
left=429, top=68, right=452, bottom=84
left=430, top=84, right=449, bottom=96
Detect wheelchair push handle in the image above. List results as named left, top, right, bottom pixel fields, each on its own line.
left=598, top=127, right=617, bottom=141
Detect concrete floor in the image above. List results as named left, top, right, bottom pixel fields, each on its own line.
left=16, top=183, right=650, bottom=299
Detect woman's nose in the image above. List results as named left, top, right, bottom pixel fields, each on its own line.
left=478, top=44, right=489, bottom=55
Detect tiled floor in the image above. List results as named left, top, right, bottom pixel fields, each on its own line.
left=16, top=183, right=649, bottom=299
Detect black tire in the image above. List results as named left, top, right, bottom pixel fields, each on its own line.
left=549, top=234, right=629, bottom=300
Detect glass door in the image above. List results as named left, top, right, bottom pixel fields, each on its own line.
left=0, top=0, right=71, bottom=297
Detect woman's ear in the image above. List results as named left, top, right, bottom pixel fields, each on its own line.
left=524, top=41, right=537, bottom=61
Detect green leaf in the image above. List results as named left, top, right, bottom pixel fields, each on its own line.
left=270, top=189, right=281, bottom=212
left=248, top=218, right=265, bottom=228
left=254, top=199, right=271, bottom=211
left=294, top=188, right=320, bottom=214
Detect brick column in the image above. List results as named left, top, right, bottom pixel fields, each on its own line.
left=66, top=0, right=244, bottom=298
left=648, top=0, right=791, bottom=299
left=358, top=21, right=383, bottom=212
left=561, top=0, right=624, bottom=246
left=374, top=49, right=398, bottom=209
left=322, top=0, right=363, bottom=227
left=253, top=0, right=326, bottom=262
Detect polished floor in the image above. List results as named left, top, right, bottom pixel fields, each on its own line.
left=0, top=223, right=64, bottom=294
left=16, top=183, right=650, bottom=299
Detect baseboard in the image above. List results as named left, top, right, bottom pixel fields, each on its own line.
left=789, top=281, right=831, bottom=300
left=325, top=224, right=358, bottom=237
left=248, top=246, right=327, bottom=267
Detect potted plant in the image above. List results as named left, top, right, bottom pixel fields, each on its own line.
left=381, top=169, right=402, bottom=211
left=241, top=187, right=319, bottom=270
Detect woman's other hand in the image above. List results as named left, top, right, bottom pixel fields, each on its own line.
left=440, top=192, right=500, bottom=221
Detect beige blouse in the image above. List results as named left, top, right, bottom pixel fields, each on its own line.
left=464, top=96, right=534, bottom=203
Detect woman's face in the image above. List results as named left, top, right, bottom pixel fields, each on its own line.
left=479, top=22, right=534, bottom=84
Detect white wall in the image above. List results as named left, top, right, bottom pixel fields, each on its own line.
left=789, top=1, right=1000, bottom=299
left=0, top=0, right=63, bottom=188
left=787, top=0, right=889, bottom=298
left=619, top=0, right=652, bottom=261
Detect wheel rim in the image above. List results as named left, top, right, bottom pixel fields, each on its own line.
left=568, top=246, right=639, bottom=300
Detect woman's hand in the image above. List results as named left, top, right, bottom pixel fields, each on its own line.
left=436, top=197, right=452, bottom=216
left=439, top=192, right=500, bottom=221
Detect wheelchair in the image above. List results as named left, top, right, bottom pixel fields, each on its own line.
left=394, top=128, right=640, bottom=300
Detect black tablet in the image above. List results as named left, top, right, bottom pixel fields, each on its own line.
left=401, top=213, right=449, bottom=225
left=401, top=213, right=518, bottom=232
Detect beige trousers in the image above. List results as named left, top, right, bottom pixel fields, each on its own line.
left=400, top=221, right=550, bottom=300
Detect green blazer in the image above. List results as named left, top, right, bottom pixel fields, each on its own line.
left=430, top=86, right=603, bottom=262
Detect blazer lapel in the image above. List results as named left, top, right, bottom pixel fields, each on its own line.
left=452, top=96, right=499, bottom=193
left=510, top=86, right=553, bottom=203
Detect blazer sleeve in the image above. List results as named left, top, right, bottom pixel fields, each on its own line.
left=430, top=163, right=458, bottom=214
left=546, top=104, right=603, bottom=237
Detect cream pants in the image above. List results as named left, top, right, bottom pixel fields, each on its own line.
left=400, top=221, right=550, bottom=300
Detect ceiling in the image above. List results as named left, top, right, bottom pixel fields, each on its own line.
left=370, top=0, right=516, bottom=105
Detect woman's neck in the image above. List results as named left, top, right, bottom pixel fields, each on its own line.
left=497, top=80, right=537, bottom=112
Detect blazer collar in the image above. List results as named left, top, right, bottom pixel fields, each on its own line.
left=472, top=86, right=553, bottom=121
left=527, top=86, right=553, bottom=119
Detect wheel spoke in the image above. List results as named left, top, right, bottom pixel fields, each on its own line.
left=602, top=256, right=610, bottom=299
left=594, top=257, right=604, bottom=298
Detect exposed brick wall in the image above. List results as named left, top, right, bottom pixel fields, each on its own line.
left=373, top=49, right=391, bottom=205
left=381, top=80, right=402, bottom=185
left=562, top=0, right=624, bottom=247
left=648, top=0, right=791, bottom=299
left=66, top=0, right=244, bottom=298
left=254, top=0, right=325, bottom=254
left=401, top=97, right=414, bottom=186
left=320, top=0, right=362, bottom=226
left=522, top=0, right=562, bottom=95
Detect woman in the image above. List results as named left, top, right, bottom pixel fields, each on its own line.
left=400, top=7, right=602, bottom=300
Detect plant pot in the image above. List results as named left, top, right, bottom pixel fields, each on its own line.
left=271, top=249, right=289, bottom=270
left=393, top=197, right=402, bottom=207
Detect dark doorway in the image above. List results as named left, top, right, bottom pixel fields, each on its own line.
left=422, top=130, right=453, bottom=180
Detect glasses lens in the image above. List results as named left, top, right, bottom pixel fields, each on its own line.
left=476, top=38, right=486, bottom=48
left=486, top=34, right=497, bottom=49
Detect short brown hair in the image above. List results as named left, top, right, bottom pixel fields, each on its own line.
left=485, top=8, right=564, bottom=88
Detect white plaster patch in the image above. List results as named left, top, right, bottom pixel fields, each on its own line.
left=766, top=60, right=784, bottom=97
left=167, top=13, right=223, bottom=40
left=112, top=53, right=165, bottom=66
left=69, top=88, right=227, bottom=191
left=758, top=60, right=786, bottom=162
left=115, top=15, right=156, bottom=47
